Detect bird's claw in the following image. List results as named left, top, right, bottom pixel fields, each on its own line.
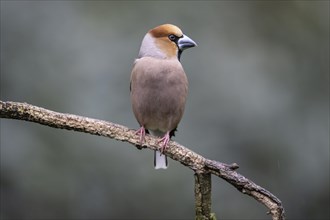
left=135, top=126, right=145, bottom=145
left=158, top=131, right=170, bottom=155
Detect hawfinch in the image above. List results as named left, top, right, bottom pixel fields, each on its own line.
left=130, top=24, right=196, bottom=169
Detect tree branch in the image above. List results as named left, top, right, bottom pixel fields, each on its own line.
left=0, top=100, right=285, bottom=220
left=195, top=173, right=213, bottom=220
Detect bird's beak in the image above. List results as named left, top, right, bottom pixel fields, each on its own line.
left=178, top=34, right=197, bottom=51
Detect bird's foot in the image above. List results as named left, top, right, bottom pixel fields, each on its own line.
left=135, top=126, right=146, bottom=145
left=158, top=131, right=170, bottom=155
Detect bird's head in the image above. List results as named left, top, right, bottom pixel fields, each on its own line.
left=138, top=24, right=197, bottom=61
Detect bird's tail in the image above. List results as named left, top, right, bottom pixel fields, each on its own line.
left=154, top=151, right=168, bottom=169
left=149, top=130, right=168, bottom=169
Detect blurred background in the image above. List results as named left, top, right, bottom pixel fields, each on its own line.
left=1, top=1, right=329, bottom=219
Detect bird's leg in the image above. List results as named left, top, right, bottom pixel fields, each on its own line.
left=158, top=131, right=170, bottom=155
left=135, top=126, right=146, bottom=145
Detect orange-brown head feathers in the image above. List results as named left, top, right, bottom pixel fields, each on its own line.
left=138, top=24, right=197, bottom=60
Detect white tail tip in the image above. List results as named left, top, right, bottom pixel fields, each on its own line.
left=154, top=150, right=168, bottom=169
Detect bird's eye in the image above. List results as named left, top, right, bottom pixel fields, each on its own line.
left=168, top=34, right=177, bottom=41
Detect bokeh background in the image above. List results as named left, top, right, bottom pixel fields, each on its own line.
left=1, top=1, right=329, bottom=219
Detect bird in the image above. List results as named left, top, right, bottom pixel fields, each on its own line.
left=130, top=24, right=196, bottom=169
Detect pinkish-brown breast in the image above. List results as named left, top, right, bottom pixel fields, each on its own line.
left=130, top=57, right=188, bottom=133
